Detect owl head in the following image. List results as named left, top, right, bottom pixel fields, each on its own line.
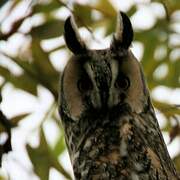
left=59, top=12, right=149, bottom=121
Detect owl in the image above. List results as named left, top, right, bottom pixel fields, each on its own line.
left=59, top=12, right=178, bottom=180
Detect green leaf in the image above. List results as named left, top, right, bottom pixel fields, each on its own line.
left=31, top=40, right=58, bottom=76
left=153, top=100, right=180, bottom=118
left=173, top=154, right=180, bottom=171
left=95, top=0, right=116, bottom=17
left=15, top=74, right=38, bottom=95
left=27, top=145, right=50, bottom=180
left=152, top=60, right=180, bottom=89
left=161, top=120, right=171, bottom=132
left=53, top=134, right=66, bottom=157
left=134, top=18, right=177, bottom=90
left=10, top=113, right=31, bottom=126
left=0, top=52, right=39, bottom=81
left=104, top=17, right=116, bottom=36
left=0, top=175, right=6, bottom=180
left=30, top=19, right=64, bottom=39
left=1, top=48, right=59, bottom=97
left=0, top=66, right=37, bottom=95
left=26, top=128, right=72, bottom=180
left=33, top=0, right=62, bottom=14
left=0, top=123, right=6, bottom=133
left=74, top=3, right=92, bottom=26
left=152, top=0, right=180, bottom=15
left=164, top=60, right=180, bottom=87
left=126, top=5, right=137, bottom=17
left=31, top=40, right=59, bottom=98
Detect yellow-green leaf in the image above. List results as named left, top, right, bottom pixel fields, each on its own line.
left=95, top=0, right=116, bottom=17
left=26, top=128, right=72, bottom=180
left=10, top=113, right=31, bottom=126
left=33, top=0, right=62, bottom=13
left=30, top=19, right=64, bottom=40
left=173, top=154, right=180, bottom=171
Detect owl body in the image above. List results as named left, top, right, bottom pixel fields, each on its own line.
left=59, top=12, right=178, bottom=180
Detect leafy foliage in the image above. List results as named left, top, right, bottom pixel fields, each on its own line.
left=0, top=0, right=179, bottom=179
left=26, top=128, right=71, bottom=180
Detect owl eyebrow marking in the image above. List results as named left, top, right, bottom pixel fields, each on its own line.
left=84, top=62, right=102, bottom=108
left=84, top=63, right=95, bottom=84
left=110, top=60, right=119, bottom=85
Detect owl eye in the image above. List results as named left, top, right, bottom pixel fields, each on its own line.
left=115, top=75, right=130, bottom=90
left=77, top=77, right=93, bottom=92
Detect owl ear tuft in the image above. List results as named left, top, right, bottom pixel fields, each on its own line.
left=64, top=16, right=86, bottom=54
left=111, top=11, right=133, bottom=50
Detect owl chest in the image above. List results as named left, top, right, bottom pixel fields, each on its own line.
left=63, top=111, right=163, bottom=180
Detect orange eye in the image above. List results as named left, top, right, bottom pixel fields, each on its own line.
left=77, top=78, right=93, bottom=92
left=115, top=75, right=130, bottom=90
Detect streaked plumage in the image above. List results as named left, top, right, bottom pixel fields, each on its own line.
left=59, top=12, right=178, bottom=180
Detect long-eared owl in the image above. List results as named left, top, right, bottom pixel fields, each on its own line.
left=59, top=12, right=178, bottom=180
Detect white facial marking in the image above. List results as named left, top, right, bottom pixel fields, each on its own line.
left=108, top=60, right=119, bottom=107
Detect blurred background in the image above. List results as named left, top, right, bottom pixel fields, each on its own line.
left=0, top=0, right=179, bottom=179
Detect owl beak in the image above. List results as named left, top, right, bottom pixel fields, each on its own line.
left=91, top=91, right=108, bottom=110
left=100, top=91, right=109, bottom=109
